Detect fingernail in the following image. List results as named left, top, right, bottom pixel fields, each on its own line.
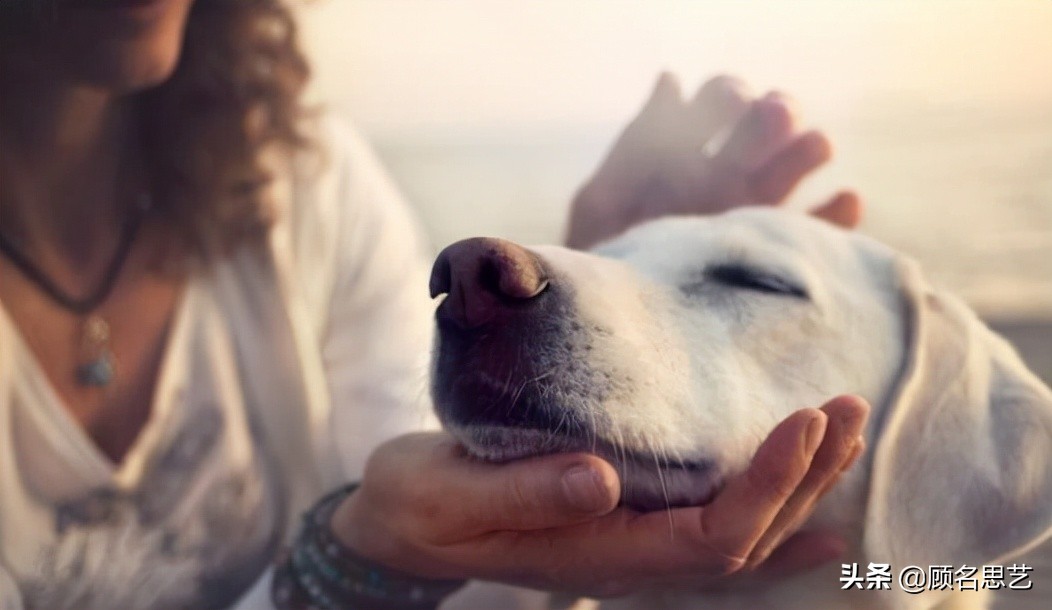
left=562, top=465, right=609, bottom=513
left=844, top=436, right=866, bottom=466
left=804, top=413, right=826, bottom=455
left=839, top=399, right=869, bottom=428
left=754, top=98, right=792, bottom=133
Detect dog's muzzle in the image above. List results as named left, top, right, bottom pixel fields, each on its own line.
left=429, top=238, right=721, bottom=511
left=429, top=237, right=584, bottom=433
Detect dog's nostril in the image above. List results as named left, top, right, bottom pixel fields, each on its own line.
left=430, top=237, right=548, bottom=329
left=429, top=252, right=452, bottom=298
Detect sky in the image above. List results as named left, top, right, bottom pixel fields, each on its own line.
left=298, top=0, right=1052, bottom=135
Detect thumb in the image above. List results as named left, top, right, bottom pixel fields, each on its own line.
left=647, top=71, right=683, bottom=106
left=810, top=191, right=863, bottom=228
left=444, top=451, right=621, bottom=535
left=627, top=71, right=683, bottom=130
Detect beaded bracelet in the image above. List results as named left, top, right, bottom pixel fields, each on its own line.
left=272, top=483, right=467, bottom=610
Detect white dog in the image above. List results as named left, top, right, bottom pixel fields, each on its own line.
left=429, top=208, right=1052, bottom=610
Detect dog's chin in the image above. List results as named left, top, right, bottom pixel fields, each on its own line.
left=450, top=424, right=723, bottom=512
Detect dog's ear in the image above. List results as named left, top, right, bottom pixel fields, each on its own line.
left=863, top=258, right=1052, bottom=605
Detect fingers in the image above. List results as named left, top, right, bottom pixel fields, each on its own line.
left=810, top=191, right=864, bottom=228
left=487, top=408, right=830, bottom=587
left=629, top=72, right=685, bottom=139
left=748, top=130, right=833, bottom=203
left=416, top=397, right=862, bottom=588
left=744, top=395, right=870, bottom=569
left=633, top=73, right=754, bottom=151
left=715, top=92, right=797, bottom=172
left=694, top=408, right=828, bottom=571
left=383, top=434, right=621, bottom=540
left=688, top=74, right=752, bottom=144
left=573, top=71, right=849, bottom=245
left=754, top=530, right=848, bottom=580
left=646, top=71, right=684, bottom=111
left=451, top=454, right=620, bottom=535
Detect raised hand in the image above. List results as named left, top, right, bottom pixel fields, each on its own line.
left=566, top=73, right=862, bottom=250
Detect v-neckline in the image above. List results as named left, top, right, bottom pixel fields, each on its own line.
left=0, top=274, right=196, bottom=491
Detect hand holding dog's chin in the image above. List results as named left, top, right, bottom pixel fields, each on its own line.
left=326, top=432, right=623, bottom=589
left=565, top=72, right=862, bottom=250
left=327, top=396, right=868, bottom=598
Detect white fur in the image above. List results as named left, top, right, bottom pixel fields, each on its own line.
left=438, top=208, right=1052, bottom=610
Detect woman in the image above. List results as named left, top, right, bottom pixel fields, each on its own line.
left=0, top=1, right=867, bottom=609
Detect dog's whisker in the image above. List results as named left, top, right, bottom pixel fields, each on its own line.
left=551, top=408, right=569, bottom=440
left=501, top=357, right=520, bottom=418
left=511, top=369, right=555, bottom=425
left=612, top=421, right=629, bottom=488
left=651, top=451, right=676, bottom=538
left=586, top=406, right=599, bottom=454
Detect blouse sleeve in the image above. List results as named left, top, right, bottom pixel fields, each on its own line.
left=286, top=117, right=440, bottom=482
left=265, top=116, right=538, bottom=610
left=0, top=564, right=22, bottom=610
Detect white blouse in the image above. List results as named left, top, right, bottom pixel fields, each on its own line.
left=0, top=117, right=442, bottom=610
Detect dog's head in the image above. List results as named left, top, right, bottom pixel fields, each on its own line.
left=429, top=208, right=1052, bottom=590
left=431, top=209, right=906, bottom=508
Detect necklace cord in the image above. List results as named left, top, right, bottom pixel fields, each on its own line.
left=0, top=208, right=145, bottom=315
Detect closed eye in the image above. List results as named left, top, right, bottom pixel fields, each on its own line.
left=692, top=264, right=809, bottom=299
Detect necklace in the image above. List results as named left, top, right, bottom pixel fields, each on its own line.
left=0, top=194, right=150, bottom=387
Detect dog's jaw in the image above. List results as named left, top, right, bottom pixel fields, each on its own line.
left=446, top=423, right=723, bottom=511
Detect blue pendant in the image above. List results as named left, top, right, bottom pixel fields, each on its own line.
left=76, top=352, right=115, bottom=387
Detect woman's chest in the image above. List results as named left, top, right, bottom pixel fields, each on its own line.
left=0, top=257, right=184, bottom=464
left=1, top=387, right=287, bottom=610
left=0, top=278, right=292, bottom=610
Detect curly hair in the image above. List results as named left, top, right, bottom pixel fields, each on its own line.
left=1, top=0, right=312, bottom=258
left=145, top=0, right=312, bottom=258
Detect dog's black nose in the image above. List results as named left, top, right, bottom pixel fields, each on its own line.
left=430, top=237, right=548, bottom=329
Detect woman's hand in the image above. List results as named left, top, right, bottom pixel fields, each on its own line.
left=329, top=395, right=869, bottom=597
left=566, top=73, right=862, bottom=250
